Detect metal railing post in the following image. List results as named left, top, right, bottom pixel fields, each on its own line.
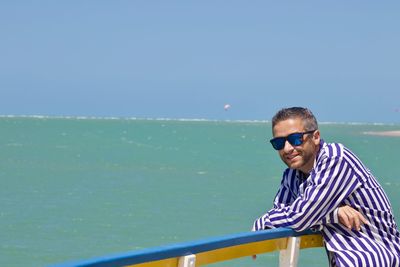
left=178, top=254, right=196, bottom=267
left=279, top=236, right=300, bottom=267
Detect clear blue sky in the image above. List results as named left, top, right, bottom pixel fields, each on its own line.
left=1, top=1, right=399, bottom=123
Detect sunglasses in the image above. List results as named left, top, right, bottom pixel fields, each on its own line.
left=269, top=130, right=316, bottom=150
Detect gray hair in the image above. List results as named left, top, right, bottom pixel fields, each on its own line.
left=271, top=107, right=318, bottom=131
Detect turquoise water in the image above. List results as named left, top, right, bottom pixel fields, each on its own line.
left=1, top=117, right=399, bottom=267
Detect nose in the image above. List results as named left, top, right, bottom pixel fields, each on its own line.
left=282, top=140, right=294, bottom=152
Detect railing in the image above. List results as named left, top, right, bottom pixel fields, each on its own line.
left=50, top=228, right=323, bottom=267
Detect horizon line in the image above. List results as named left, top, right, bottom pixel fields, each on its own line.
left=0, top=114, right=399, bottom=126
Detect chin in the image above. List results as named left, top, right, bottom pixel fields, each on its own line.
left=285, top=160, right=303, bottom=170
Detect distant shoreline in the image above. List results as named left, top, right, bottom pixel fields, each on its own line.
left=363, top=131, right=400, bottom=137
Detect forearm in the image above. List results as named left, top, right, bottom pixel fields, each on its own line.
left=312, top=208, right=340, bottom=231
left=320, top=207, right=340, bottom=224
left=252, top=204, right=321, bottom=232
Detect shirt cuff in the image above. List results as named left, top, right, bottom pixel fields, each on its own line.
left=322, top=208, right=339, bottom=224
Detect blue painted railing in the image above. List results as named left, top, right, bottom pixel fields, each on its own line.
left=50, top=228, right=323, bottom=267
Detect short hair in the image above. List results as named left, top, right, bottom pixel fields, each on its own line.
left=272, top=107, right=318, bottom=131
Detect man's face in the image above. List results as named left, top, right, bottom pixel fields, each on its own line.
left=272, top=118, right=320, bottom=174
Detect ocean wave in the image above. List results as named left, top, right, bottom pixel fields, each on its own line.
left=0, top=114, right=268, bottom=123
left=0, top=114, right=126, bottom=120
left=0, top=114, right=398, bottom=126
left=319, top=121, right=398, bottom=126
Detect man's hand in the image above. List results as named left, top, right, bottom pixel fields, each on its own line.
left=338, top=205, right=368, bottom=231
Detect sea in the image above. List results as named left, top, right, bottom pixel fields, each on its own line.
left=1, top=116, right=399, bottom=267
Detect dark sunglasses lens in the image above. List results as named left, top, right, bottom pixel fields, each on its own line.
left=287, top=133, right=303, bottom=146
left=270, top=138, right=285, bottom=150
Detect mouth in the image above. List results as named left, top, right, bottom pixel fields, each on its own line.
left=286, top=154, right=300, bottom=162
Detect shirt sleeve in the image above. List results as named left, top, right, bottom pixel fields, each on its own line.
left=312, top=207, right=340, bottom=231
left=252, top=154, right=362, bottom=232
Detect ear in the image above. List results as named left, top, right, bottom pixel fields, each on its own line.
left=313, top=130, right=321, bottom=145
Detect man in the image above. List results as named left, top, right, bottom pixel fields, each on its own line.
left=252, top=107, right=400, bottom=266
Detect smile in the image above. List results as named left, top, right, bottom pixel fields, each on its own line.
left=286, top=154, right=300, bottom=160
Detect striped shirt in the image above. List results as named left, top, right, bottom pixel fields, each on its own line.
left=252, top=140, right=400, bottom=266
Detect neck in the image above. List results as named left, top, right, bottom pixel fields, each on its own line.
left=300, top=145, right=320, bottom=175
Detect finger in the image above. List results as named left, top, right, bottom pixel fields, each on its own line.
left=354, top=213, right=361, bottom=230
left=344, top=209, right=354, bottom=229
left=339, top=209, right=349, bottom=228
left=348, top=209, right=358, bottom=229
left=359, top=213, right=368, bottom=225
left=350, top=210, right=368, bottom=230
left=341, top=213, right=351, bottom=229
left=356, top=212, right=369, bottom=229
